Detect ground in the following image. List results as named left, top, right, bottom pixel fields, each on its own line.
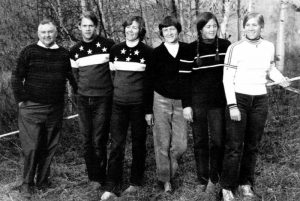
left=0, top=88, right=299, bottom=201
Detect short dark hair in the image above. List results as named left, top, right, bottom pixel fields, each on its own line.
left=80, top=11, right=98, bottom=27
left=122, top=16, right=146, bottom=41
left=243, top=12, right=264, bottom=28
left=159, top=16, right=182, bottom=37
left=39, top=18, right=57, bottom=28
left=196, top=12, right=219, bottom=39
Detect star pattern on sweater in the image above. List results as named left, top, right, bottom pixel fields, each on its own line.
left=121, top=48, right=126, bottom=54
left=96, top=42, right=101, bottom=47
left=102, top=47, right=107, bottom=52
left=134, top=50, right=139, bottom=55
left=114, top=57, right=118, bottom=61
left=140, top=58, right=145, bottom=63
left=75, top=53, right=79, bottom=59
left=87, top=49, right=92, bottom=54
left=79, top=46, right=84, bottom=51
left=126, top=57, right=131, bottom=62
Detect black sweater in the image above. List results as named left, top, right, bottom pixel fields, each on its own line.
left=188, top=38, right=231, bottom=107
left=11, top=44, right=77, bottom=104
left=145, top=42, right=192, bottom=113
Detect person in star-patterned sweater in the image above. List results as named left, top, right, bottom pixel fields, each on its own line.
left=69, top=11, right=114, bottom=189
left=100, top=16, right=153, bottom=200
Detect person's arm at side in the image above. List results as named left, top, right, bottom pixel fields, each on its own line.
left=223, top=44, right=241, bottom=121
left=144, top=47, right=155, bottom=126
left=268, top=43, right=290, bottom=88
left=11, top=46, right=29, bottom=106
left=179, top=43, right=194, bottom=122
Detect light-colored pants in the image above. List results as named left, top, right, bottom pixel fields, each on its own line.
left=153, top=92, right=188, bottom=182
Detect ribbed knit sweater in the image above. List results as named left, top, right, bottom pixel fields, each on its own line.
left=188, top=38, right=231, bottom=107
left=11, top=43, right=77, bottom=104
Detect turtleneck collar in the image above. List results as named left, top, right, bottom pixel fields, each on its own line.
left=202, top=38, right=215, bottom=44
left=245, top=35, right=262, bottom=45
left=126, top=39, right=140, bottom=48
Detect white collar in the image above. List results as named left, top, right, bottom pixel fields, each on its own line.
left=126, top=39, right=139, bottom=48
left=37, top=41, right=59, bottom=49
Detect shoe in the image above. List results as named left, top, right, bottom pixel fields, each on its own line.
left=90, top=181, right=101, bottom=191
left=164, top=182, right=172, bottom=193
left=222, top=189, right=235, bottom=201
left=205, top=180, right=216, bottom=194
left=239, top=185, right=255, bottom=198
left=36, top=180, right=53, bottom=191
left=123, top=185, right=138, bottom=195
left=101, top=191, right=117, bottom=200
left=19, top=184, right=32, bottom=199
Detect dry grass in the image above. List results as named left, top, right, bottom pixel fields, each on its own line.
left=0, top=87, right=300, bottom=201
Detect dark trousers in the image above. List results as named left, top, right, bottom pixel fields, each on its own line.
left=18, top=101, right=63, bottom=186
left=106, top=102, right=147, bottom=192
left=192, top=104, right=225, bottom=185
left=220, top=93, right=268, bottom=190
left=77, top=95, right=112, bottom=183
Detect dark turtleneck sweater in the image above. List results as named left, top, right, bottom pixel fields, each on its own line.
left=187, top=38, right=231, bottom=107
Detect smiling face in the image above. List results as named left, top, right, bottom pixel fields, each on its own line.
left=244, top=17, right=262, bottom=40
left=38, top=23, right=57, bottom=47
left=201, top=19, right=218, bottom=39
left=79, top=17, right=96, bottom=42
left=125, top=20, right=140, bottom=42
left=162, top=26, right=179, bottom=44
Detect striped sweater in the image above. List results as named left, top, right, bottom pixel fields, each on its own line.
left=11, top=43, right=77, bottom=104
left=109, top=41, right=153, bottom=105
left=187, top=38, right=231, bottom=107
left=70, top=36, right=115, bottom=97
left=223, top=39, right=286, bottom=105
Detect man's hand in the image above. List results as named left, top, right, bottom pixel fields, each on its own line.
left=145, top=114, right=154, bottom=126
left=229, top=107, right=241, bottom=121
left=279, top=77, right=291, bottom=88
left=183, top=107, right=193, bottom=122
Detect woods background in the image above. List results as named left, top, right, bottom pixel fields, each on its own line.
left=0, top=0, right=300, bottom=201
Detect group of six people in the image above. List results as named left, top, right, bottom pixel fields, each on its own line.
left=11, top=10, right=290, bottom=201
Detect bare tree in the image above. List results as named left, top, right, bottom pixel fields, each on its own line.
left=80, top=0, right=87, bottom=13
left=276, top=0, right=289, bottom=72
left=220, top=0, right=233, bottom=39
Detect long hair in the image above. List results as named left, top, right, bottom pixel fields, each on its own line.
left=196, top=12, right=220, bottom=66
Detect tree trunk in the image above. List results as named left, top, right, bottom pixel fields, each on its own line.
left=140, top=1, right=152, bottom=46
left=248, top=0, right=254, bottom=12
left=237, top=0, right=241, bottom=40
left=96, top=0, right=107, bottom=37
left=220, top=0, right=232, bottom=39
left=276, top=0, right=289, bottom=72
left=80, top=0, right=87, bottom=13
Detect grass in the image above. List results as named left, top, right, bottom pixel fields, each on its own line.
left=0, top=87, right=300, bottom=201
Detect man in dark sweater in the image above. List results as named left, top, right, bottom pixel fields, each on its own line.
left=101, top=16, right=153, bottom=200
left=70, top=11, right=115, bottom=190
left=11, top=19, right=77, bottom=198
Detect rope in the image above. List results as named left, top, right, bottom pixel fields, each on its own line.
left=0, top=114, right=78, bottom=139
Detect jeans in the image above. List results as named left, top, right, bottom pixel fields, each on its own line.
left=192, top=104, right=225, bottom=185
left=18, top=101, right=63, bottom=186
left=106, top=102, right=147, bottom=192
left=77, top=95, right=112, bottom=184
left=220, top=93, right=268, bottom=190
left=153, top=92, right=188, bottom=183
